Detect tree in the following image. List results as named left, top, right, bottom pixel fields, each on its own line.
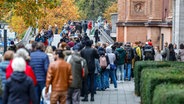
left=0, top=0, right=60, bottom=27
left=75, top=0, right=116, bottom=20
left=7, top=15, right=27, bottom=38
left=103, top=1, right=117, bottom=23
left=38, top=0, right=80, bottom=30
left=0, top=0, right=80, bottom=37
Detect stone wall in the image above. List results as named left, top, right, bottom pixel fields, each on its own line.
left=117, top=0, right=173, bottom=47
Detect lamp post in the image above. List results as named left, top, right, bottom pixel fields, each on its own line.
left=0, top=23, right=7, bottom=53
left=92, top=0, right=94, bottom=11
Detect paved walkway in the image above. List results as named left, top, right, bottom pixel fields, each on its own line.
left=80, top=80, right=140, bottom=104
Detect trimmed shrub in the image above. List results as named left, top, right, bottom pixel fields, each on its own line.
left=141, top=68, right=184, bottom=104
left=134, top=61, right=184, bottom=96
left=134, top=61, right=170, bottom=96
left=153, top=84, right=184, bottom=104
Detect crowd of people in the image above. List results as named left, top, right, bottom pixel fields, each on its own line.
left=1, top=20, right=184, bottom=104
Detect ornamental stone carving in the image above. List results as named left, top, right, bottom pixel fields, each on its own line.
left=132, top=1, right=145, bottom=15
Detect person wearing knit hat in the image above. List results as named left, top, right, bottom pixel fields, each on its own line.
left=148, top=42, right=152, bottom=46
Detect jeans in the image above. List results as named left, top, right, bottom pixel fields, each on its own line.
left=95, top=74, right=101, bottom=90
left=35, top=81, right=45, bottom=104
left=104, top=69, right=109, bottom=88
left=48, top=37, right=53, bottom=46
left=116, top=64, right=124, bottom=81
left=109, top=69, right=117, bottom=88
left=66, top=88, right=80, bottom=104
left=124, top=63, right=132, bottom=81
left=0, top=97, right=2, bottom=104
left=84, top=73, right=95, bottom=98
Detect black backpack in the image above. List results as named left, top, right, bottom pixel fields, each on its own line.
left=125, top=47, right=134, bottom=62
left=144, top=45, right=154, bottom=60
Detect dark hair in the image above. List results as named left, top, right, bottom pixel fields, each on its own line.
left=32, top=41, right=37, bottom=51
left=55, top=49, right=65, bottom=59
left=180, top=43, right=184, bottom=49
left=36, top=42, right=44, bottom=51
left=52, top=46, right=56, bottom=52
left=17, top=43, right=25, bottom=49
left=168, top=43, right=174, bottom=52
left=85, top=40, right=93, bottom=47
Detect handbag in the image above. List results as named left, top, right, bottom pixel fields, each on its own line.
left=110, top=64, right=116, bottom=70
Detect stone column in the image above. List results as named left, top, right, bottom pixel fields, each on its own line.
left=148, top=0, right=163, bottom=21
left=111, top=13, right=118, bottom=33
left=167, top=0, right=173, bottom=21
left=118, top=0, right=126, bottom=22
left=173, top=0, right=184, bottom=47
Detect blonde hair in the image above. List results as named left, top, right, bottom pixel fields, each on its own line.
left=45, top=46, right=53, bottom=54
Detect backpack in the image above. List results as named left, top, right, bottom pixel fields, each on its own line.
left=144, top=46, right=154, bottom=60
left=125, top=47, right=133, bottom=62
left=134, top=47, right=140, bottom=61
left=99, top=55, right=107, bottom=70
left=116, top=51, right=126, bottom=65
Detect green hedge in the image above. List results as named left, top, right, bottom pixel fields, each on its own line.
left=140, top=68, right=184, bottom=104
left=134, top=61, right=170, bottom=96
left=153, top=84, right=184, bottom=104
left=134, top=61, right=184, bottom=96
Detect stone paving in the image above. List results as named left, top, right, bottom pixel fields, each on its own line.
left=80, top=80, right=140, bottom=104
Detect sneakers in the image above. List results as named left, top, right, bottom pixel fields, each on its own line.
left=81, top=98, right=88, bottom=102
left=90, top=97, right=94, bottom=102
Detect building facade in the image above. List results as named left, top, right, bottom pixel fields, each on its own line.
left=117, top=0, right=172, bottom=48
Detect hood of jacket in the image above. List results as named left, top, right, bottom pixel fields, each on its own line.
left=11, top=72, right=27, bottom=82
left=0, top=61, right=10, bottom=72
left=98, top=47, right=105, bottom=55
left=116, top=48, right=124, bottom=53
left=72, top=52, right=83, bottom=64
left=64, top=50, right=72, bottom=56
left=106, top=47, right=112, bottom=53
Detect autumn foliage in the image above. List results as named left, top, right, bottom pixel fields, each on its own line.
left=0, top=0, right=80, bottom=37
left=103, top=1, right=118, bottom=23
left=38, top=0, right=80, bottom=30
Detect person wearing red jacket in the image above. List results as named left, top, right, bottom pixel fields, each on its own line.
left=6, top=48, right=37, bottom=86
left=88, top=21, right=93, bottom=35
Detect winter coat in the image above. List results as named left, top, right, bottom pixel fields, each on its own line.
left=30, top=50, right=50, bottom=82
left=6, top=60, right=37, bottom=86
left=81, top=47, right=99, bottom=73
left=3, top=72, right=37, bottom=104
left=0, top=61, right=10, bottom=92
left=115, top=48, right=126, bottom=65
left=67, top=52, right=88, bottom=89
left=47, top=53, right=54, bottom=63
left=46, top=59, right=72, bottom=93
left=154, top=51, right=163, bottom=61
left=98, top=47, right=105, bottom=56
left=95, top=59, right=101, bottom=74
left=161, top=47, right=169, bottom=61
left=106, top=47, right=116, bottom=64
left=178, top=49, right=184, bottom=62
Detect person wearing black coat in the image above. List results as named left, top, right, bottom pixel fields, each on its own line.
left=80, top=40, right=99, bottom=102
left=3, top=57, right=37, bottom=104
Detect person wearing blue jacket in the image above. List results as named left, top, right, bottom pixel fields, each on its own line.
left=29, top=42, right=50, bottom=104
left=0, top=51, right=14, bottom=104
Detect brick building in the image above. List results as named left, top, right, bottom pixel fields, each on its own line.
left=117, top=0, right=172, bottom=48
